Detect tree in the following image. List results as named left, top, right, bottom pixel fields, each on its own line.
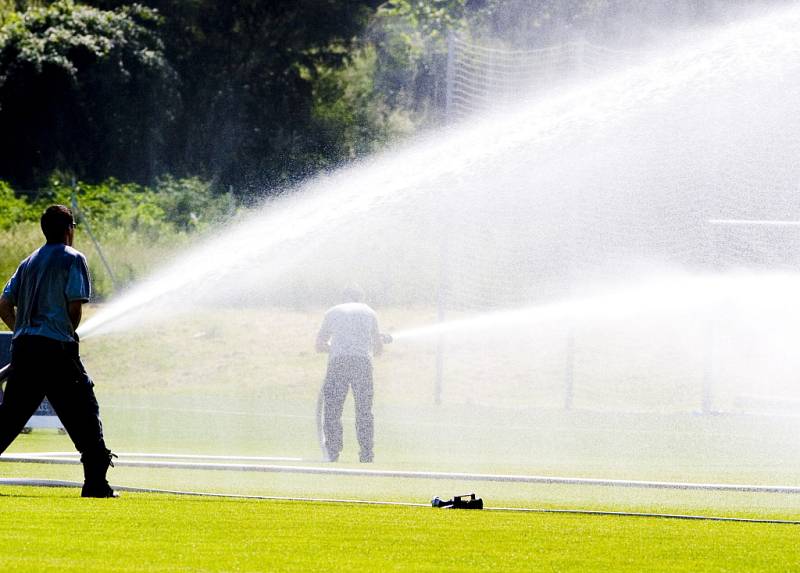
left=311, top=43, right=415, bottom=165
left=366, top=1, right=475, bottom=126
left=0, top=0, right=178, bottom=188
left=86, top=0, right=384, bottom=194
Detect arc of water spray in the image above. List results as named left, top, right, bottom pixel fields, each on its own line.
left=392, top=273, right=800, bottom=342
left=79, top=5, right=800, bottom=342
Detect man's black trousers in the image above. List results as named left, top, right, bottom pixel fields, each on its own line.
left=0, top=335, right=108, bottom=458
left=322, top=356, right=373, bottom=461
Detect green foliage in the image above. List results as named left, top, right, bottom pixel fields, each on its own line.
left=0, top=180, right=36, bottom=228
left=150, top=176, right=236, bottom=232
left=380, top=0, right=470, bottom=40
left=0, top=0, right=178, bottom=187
left=4, top=1, right=145, bottom=78
left=0, top=176, right=236, bottom=298
left=311, top=45, right=415, bottom=164
left=0, top=0, right=773, bottom=196
left=82, top=0, right=384, bottom=194
left=26, top=175, right=235, bottom=236
left=39, top=177, right=168, bottom=238
left=367, top=1, right=469, bottom=125
left=0, top=223, right=41, bottom=304
left=0, top=2, right=13, bottom=26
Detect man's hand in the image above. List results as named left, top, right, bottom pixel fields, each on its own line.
left=0, top=295, right=15, bottom=331
left=372, top=331, right=384, bottom=357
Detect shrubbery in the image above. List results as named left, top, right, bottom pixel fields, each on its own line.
left=0, top=180, right=36, bottom=228
left=0, top=0, right=178, bottom=188
left=0, top=176, right=237, bottom=300
left=5, top=176, right=235, bottom=234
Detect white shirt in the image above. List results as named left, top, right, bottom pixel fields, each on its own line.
left=317, top=302, right=380, bottom=358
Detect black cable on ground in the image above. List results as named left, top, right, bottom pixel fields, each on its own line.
left=2, top=478, right=799, bottom=525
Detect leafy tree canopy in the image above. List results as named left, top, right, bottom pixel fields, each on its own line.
left=0, top=0, right=781, bottom=196
left=85, top=0, right=384, bottom=193
left=0, top=0, right=177, bottom=188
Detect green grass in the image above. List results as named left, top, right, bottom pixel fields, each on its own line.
left=1, top=486, right=799, bottom=572
left=5, top=305, right=800, bottom=570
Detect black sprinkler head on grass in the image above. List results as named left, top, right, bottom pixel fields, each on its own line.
left=431, top=493, right=483, bottom=509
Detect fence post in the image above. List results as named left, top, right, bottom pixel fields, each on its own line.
left=445, top=30, right=456, bottom=121
left=702, top=322, right=715, bottom=414
left=564, top=327, right=575, bottom=410
left=71, top=182, right=118, bottom=291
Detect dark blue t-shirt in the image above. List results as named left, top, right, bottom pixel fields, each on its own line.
left=2, top=243, right=91, bottom=342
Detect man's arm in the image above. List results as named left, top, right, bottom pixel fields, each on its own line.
left=315, top=332, right=330, bottom=353
left=372, top=317, right=384, bottom=357
left=315, top=315, right=331, bottom=353
left=0, top=295, right=15, bottom=331
left=68, top=300, right=83, bottom=332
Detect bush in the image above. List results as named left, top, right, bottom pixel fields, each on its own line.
left=0, top=180, right=36, bottom=229
left=0, top=222, right=41, bottom=312
left=152, top=176, right=236, bottom=232
left=312, top=44, right=415, bottom=166
left=0, top=176, right=237, bottom=299
left=0, top=0, right=178, bottom=187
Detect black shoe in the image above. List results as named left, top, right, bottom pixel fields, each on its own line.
left=81, top=483, right=120, bottom=498
left=359, top=452, right=374, bottom=463
left=81, top=448, right=118, bottom=497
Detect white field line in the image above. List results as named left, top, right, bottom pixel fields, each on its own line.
left=1, top=478, right=798, bottom=524
left=102, top=404, right=316, bottom=420
left=2, top=454, right=800, bottom=494
left=12, top=452, right=303, bottom=462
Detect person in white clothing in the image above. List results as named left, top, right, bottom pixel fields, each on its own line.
left=316, top=285, right=384, bottom=462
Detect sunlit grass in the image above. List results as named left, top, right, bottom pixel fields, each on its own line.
left=0, top=486, right=798, bottom=573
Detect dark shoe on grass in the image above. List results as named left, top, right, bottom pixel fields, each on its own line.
left=81, top=483, right=119, bottom=498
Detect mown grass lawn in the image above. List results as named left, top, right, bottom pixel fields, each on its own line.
left=1, top=485, right=799, bottom=572
left=5, top=304, right=800, bottom=571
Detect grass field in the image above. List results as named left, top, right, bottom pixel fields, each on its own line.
left=1, top=486, right=800, bottom=572
left=4, top=305, right=800, bottom=570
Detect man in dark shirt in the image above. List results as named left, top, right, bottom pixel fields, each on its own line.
left=0, top=205, right=118, bottom=498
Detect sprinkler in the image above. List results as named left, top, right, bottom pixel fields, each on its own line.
left=431, top=493, right=484, bottom=510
